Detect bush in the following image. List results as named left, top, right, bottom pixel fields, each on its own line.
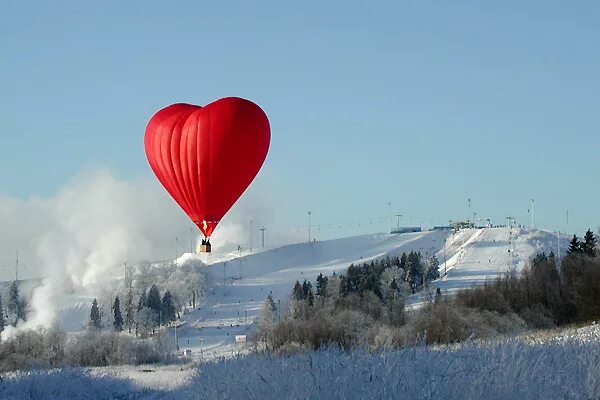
left=519, top=304, right=555, bottom=329
left=0, top=327, right=177, bottom=372
left=456, top=284, right=512, bottom=314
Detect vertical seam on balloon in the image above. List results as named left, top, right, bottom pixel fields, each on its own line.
left=204, top=107, right=212, bottom=232
left=187, top=109, right=202, bottom=227
left=172, top=111, right=196, bottom=215
left=176, top=111, right=196, bottom=219
left=195, top=109, right=210, bottom=234
left=182, top=112, right=197, bottom=225
left=161, top=109, right=193, bottom=217
left=178, top=112, right=193, bottom=221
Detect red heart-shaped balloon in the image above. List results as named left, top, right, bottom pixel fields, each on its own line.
left=144, top=97, right=270, bottom=237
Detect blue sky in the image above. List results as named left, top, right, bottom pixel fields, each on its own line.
left=2, top=1, right=599, bottom=235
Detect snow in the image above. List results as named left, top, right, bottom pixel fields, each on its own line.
left=0, top=226, right=569, bottom=358
left=1, top=227, right=595, bottom=399
left=2, top=323, right=599, bottom=399
left=29, top=226, right=569, bottom=357
left=175, top=227, right=568, bottom=358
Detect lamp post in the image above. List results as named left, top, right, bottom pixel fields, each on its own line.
left=308, top=211, right=312, bottom=243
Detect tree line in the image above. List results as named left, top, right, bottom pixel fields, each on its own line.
left=259, top=251, right=440, bottom=349
left=84, top=260, right=204, bottom=338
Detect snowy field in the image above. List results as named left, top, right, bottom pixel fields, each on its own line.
left=2, top=323, right=598, bottom=399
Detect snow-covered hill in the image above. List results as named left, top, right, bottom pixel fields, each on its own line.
left=8, top=227, right=567, bottom=358
left=173, top=227, right=569, bottom=359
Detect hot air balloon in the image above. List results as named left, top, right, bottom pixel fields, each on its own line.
left=144, top=97, right=270, bottom=253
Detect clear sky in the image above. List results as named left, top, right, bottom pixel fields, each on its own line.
left=2, top=1, right=599, bottom=236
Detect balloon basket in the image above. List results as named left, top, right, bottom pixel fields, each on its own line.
left=200, top=243, right=212, bottom=253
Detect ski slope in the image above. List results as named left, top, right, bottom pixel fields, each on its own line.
left=174, top=227, right=569, bottom=359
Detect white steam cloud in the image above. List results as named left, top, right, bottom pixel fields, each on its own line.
left=0, top=167, right=277, bottom=339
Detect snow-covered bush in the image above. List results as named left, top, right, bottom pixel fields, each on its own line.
left=2, top=325, right=599, bottom=399
left=0, top=327, right=177, bottom=371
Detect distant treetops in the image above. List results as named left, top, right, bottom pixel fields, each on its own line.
left=568, top=229, right=597, bottom=257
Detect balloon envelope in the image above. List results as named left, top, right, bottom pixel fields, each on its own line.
left=144, top=97, right=270, bottom=237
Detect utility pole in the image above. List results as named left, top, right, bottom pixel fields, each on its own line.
left=174, top=237, right=178, bottom=267
left=388, top=202, right=392, bottom=233
left=443, top=236, right=447, bottom=276
left=530, top=198, right=535, bottom=229
left=395, top=214, right=402, bottom=228
left=308, top=211, right=312, bottom=243
left=190, top=227, right=194, bottom=253
left=557, top=231, right=561, bottom=265
left=260, top=227, right=266, bottom=248
left=15, top=249, right=19, bottom=282
left=468, top=198, right=471, bottom=221
left=250, top=219, right=253, bottom=252
left=566, top=210, right=569, bottom=232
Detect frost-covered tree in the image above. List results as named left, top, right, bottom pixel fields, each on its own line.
left=89, top=298, right=102, bottom=330
left=7, top=281, right=25, bottom=325
left=137, top=289, right=147, bottom=311
left=124, top=288, right=135, bottom=334
left=113, top=296, right=123, bottom=332
left=292, top=281, right=304, bottom=300
left=135, top=307, right=158, bottom=338
left=399, top=253, right=408, bottom=271
left=425, top=255, right=441, bottom=283
left=260, top=294, right=276, bottom=327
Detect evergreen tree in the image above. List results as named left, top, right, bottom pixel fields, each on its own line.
left=292, top=281, right=304, bottom=300
left=345, top=264, right=363, bottom=294
left=147, top=285, right=162, bottom=325
left=16, top=298, right=26, bottom=323
left=301, top=280, right=310, bottom=299
left=360, top=271, right=383, bottom=299
left=0, top=295, right=5, bottom=333
left=89, top=298, right=102, bottom=330
left=390, top=277, right=398, bottom=291
left=399, top=253, right=408, bottom=271
left=7, top=281, right=19, bottom=325
left=260, top=294, right=277, bottom=328
left=425, top=255, right=441, bottom=283
left=582, top=229, right=597, bottom=257
left=7, top=281, right=26, bottom=325
left=315, top=273, right=329, bottom=296
left=113, top=296, right=123, bottom=332
left=137, top=290, right=147, bottom=311
left=339, top=275, right=349, bottom=296
left=307, top=284, right=314, bottom=306
left=568, top=235, right=582, bottom=254
left=406, top=252, right=424, bottom=292
left=125, top=288, right=135, bottom=334
left=161, top=291, right=176, bottom=324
